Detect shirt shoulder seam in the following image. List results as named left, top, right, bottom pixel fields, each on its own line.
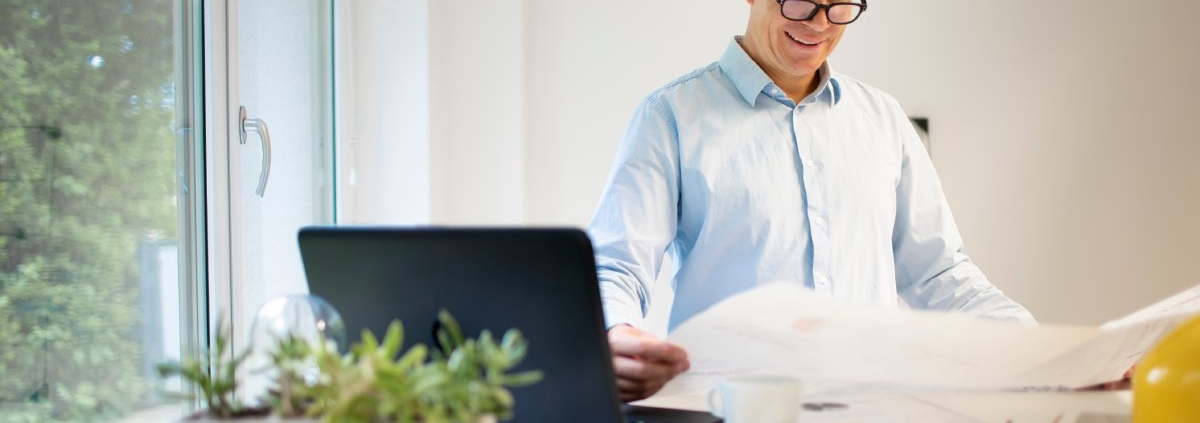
left=644, top=61, right=722, bottom=102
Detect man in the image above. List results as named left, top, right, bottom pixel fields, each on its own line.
left=587, top=0, right=1036, bottom=402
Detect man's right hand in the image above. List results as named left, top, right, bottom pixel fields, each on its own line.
left=607, top=324, right=690, bottom=402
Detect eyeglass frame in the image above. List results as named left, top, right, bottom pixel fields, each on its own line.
left=774, top=0, right=868, bottom=25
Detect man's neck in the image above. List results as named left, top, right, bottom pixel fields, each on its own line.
left=774, top=72, right=822, bottom=104
left=737, top=37, right=822, bottom=104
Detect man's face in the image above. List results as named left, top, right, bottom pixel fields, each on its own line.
left=743, top=0, right=851, bottom=85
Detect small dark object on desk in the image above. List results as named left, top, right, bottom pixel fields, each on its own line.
left=802, top=402, right=850, bottom=412
left=623, top=405, right=722, bottom=423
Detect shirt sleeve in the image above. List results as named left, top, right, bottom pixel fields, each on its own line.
left=586, top=96, right=681, bottom=330
left=889, top=100, right=1037, bottom=324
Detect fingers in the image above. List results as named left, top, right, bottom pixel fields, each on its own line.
left=607, top=325, right=691, bottom=402
left=1104, top=378, right=1132, bottom=390
left=613, top=355, right=674, bottom=384
left=608, top=326, right=689, bottom=366
left=1076, top=377, right=1132, bottom=391
left=613, top=356, right=674, bottom=401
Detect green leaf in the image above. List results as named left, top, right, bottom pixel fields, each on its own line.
left=411, top=369, right=448, bottom=393
left=396, top=344, right=428, bottom=369
left=501, top=329, right=521, bottom=349
left=502, top=370, right=544, bottom=387
left=380, top=320, right=405, bottom=358
left=447, top=348, right=467, bottom=373
left=155, top=362, right=184, bottom=377
left=437, top=309, right=466, bottom=351
left=359, top=328, right=380, bottom=353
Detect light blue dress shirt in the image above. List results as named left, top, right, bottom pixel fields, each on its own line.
left=588, top=37, right=1035, bottom=331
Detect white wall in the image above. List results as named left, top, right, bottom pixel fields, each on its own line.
left=524, top=1, right=749, bottom=225
left=429, top=1, right=527, bottom=224
left=364, top=0, right=1200, bottom=327
left=830, top=1, right=1200, bottom=325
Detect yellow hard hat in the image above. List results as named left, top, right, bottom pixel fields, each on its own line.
left=1133, top=314, right=1200, bottom=422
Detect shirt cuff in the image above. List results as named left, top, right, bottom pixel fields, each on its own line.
left=600, top=284, right=644, bottom=330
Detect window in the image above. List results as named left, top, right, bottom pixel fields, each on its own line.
left=0, top=1, right=205, bottom=422
left=0, top=1, right=340, bottom=419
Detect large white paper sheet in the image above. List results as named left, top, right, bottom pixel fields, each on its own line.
left=637, top=390, right=1132, bottom=423
left=656, top=283, right=1198, bottom=398
left=1102, top=283, right=1200, bottom=328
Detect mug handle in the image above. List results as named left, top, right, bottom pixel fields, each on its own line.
left=706, top=388, right=724, bottom=418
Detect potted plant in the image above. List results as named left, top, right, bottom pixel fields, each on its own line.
left=157, top=310, right=542, bottom=423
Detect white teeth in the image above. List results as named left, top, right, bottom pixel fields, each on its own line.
left=787, top=32, right=819, bottom=46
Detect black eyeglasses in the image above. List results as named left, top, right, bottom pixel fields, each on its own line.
left=775, top=0, right=867, bottom=25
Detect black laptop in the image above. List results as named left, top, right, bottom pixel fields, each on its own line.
left=299, top=226, right=719, bottom=423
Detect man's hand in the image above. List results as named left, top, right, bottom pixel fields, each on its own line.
left=607, top=324, right=690, bottom=402
left=1078, top=367, right=1135, bottom=391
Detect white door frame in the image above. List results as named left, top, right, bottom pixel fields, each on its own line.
left=203, top=0, right=246, bottom=347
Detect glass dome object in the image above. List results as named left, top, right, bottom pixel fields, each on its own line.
left=244, top=294, right=346, bottom=405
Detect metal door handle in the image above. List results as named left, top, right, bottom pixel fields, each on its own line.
left=239, top=106, right=272, bottom=197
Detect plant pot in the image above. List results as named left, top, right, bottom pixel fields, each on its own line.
left=176, top=409, right=316, bottom=423
left=177, top=411, right=494, bottom=423
left=182, top=418, right=316, bottom=423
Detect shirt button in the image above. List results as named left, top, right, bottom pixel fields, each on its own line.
left=805, top=160, right=817, bottom=168
left=813, top=217, right=824, bottom=227
left=815, top=274, right=828, bottom=284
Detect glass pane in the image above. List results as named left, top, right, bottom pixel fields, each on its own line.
left=0, top=1, right=201, bottom=422
left=782, top=0, right=817, bottom=20
left=233, top=0, right=334, bottom=347
left=828, top=4, right=861, bottom=23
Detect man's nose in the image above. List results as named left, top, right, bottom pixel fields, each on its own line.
left=803, top=9, right=832, bottom=31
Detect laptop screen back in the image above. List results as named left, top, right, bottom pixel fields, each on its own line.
left=299, top=226, right=624, bottom=422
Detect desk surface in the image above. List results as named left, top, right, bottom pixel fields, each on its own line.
left=638, top=390, right=1132, bottom=423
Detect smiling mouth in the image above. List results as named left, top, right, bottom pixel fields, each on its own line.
left=786, top=31, right=821, bottom=46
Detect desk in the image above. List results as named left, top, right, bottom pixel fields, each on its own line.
left=638, top=390, right=1132, bottom=423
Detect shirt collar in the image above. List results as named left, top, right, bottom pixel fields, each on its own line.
left=719, top=36, right=843, bottom=108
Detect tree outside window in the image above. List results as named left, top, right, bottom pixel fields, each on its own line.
left=0, top=1, right=181, bottom=422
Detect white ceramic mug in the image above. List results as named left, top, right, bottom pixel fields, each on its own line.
left=707, top=374, right=804, bottom=423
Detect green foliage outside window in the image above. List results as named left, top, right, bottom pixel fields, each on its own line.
left=0, top=1, right=178, bottom=422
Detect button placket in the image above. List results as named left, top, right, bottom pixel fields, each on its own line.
left=793, top=107, right=831, bottom=294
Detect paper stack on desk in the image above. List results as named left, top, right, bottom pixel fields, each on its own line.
left=655, top=283, right=1200, bottom=398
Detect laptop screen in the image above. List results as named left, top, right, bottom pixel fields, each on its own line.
left=299, top=226, right=624, bottom=422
